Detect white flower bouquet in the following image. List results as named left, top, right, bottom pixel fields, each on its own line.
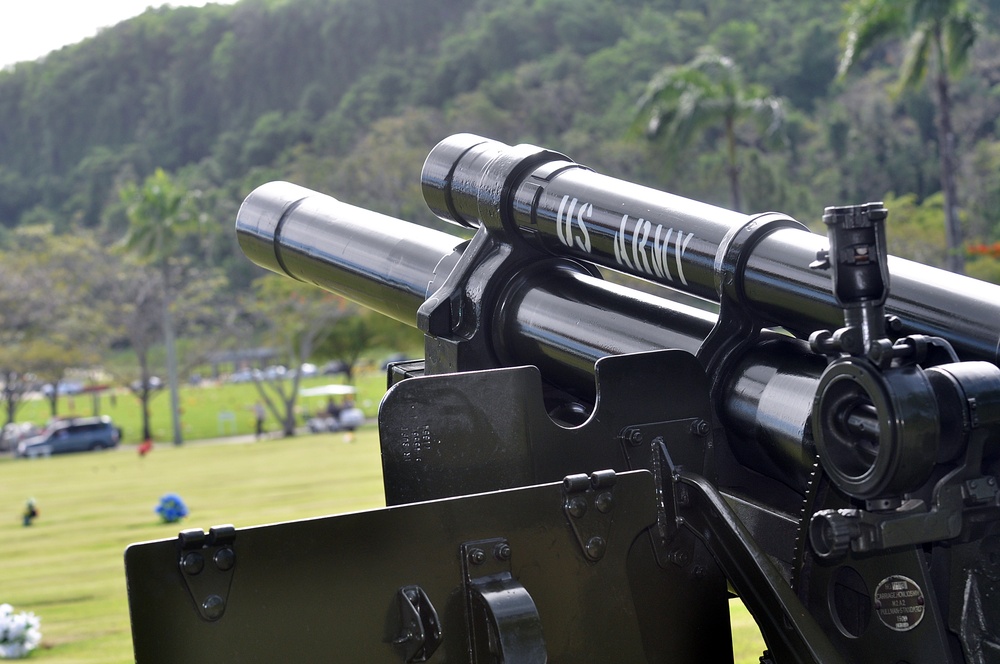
left=0, top=604, right=41, bottom=659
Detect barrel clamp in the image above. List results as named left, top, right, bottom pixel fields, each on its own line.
left=461, top=537, right=546, bottom=663
left=177, top=525, right=237, bottom=622
left=699, top=211, right=807, bottom=402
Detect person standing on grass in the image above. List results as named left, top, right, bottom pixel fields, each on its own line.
left=254, top=402, right=266, bottom=440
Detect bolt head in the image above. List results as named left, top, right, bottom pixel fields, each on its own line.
left=214, top=547, right=235, bottom=571
left=494, top=543, right=511, bottom=562
left=181, top=552, right=204, bottom=575
left=468, top=548, right=486, bottom=565
left=691, top=420, right=710, bottom=437
left=201, top=594, right=225, bottom=620
left=567, top=496, right=588, bottom=518
left=585, top=536, right=606, bottom=561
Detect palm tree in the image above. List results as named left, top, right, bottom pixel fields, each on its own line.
left=635, top=48, right=784, bottom=213
left=119, top=168, right=199, bottom=445
left=839, top=0, right=978, bottom=273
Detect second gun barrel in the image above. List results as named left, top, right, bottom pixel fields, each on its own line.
left=421, top=134, right=1000, bottom=365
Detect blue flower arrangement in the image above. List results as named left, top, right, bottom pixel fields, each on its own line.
left=155, top=493, right=189, bottom=524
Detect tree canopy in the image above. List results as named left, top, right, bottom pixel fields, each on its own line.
left=0, top=0, right=997, bottom=436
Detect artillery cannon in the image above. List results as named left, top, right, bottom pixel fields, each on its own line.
left=126, top=134, right=1000, bottom=663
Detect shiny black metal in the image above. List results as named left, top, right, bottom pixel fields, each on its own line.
left=172, top=137, right=1000, bottom=664
left=421, top=134, right=1000, bottom=364
left=236, top=181, right=465, bottom=325
left=394, top=586, right=442, bottom=663
left=671, top=467, right=846, bottom=664
left=378, top=350, right=714, bottom=505
left=176, top=525, right=237, bottom=622
left=461, top=537, right=546, bottom=663
left=719, top=335, right=828, bottom=494
left=237, top=182, right=717, bottom=401
left=813, top=358, right=939, bottom=500
left=127, top=470, right=729, bottom=663
left=227, top=181, right=855, bottom=501
left=811, top=202, right=891, bottom=353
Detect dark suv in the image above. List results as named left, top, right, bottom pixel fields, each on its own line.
left=16, top=416, right=121, bottom=458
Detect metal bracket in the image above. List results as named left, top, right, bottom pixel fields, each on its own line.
left=177, top=525, right=237, bottom=622
left=619, top=417, right=709, bottom=478
left=562, top=470, right=617, bottom=562
left=393, top=585, right=442, bottom=663
left=461, top=537, right=546, bottom=663
left=618, top=421, right=709, bottom=570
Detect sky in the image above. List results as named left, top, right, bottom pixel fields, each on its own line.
left=0, top=1, right=238, bottom=70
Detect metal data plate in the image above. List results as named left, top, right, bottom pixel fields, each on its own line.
left=125, top=469, right=732, bottom=663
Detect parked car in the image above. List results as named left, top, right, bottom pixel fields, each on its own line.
left=16, top=416, right=121, bottom=458
left=0, top=422, right=39, bottom=453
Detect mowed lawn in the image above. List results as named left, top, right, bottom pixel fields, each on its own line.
left=0, top=429, right=385, bottom=662
left=0, top=424, right=766, bottom=662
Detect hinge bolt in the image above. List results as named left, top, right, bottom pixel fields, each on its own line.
left=692, top=420, right=710, bottom=437
left=201, top=594, right=225, bottom=620
left=214, top=547, right=235, bottom=571
left=567, top=496, right=588, bottom=518
left=181, top=552, right=204, bottom=575
left=585, top=536, right=606, bottom=561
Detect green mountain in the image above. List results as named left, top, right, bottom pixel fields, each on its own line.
left=0, top=0, right=997, bottom=281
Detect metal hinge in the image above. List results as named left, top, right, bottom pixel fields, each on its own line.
left=177, top=524, right=237, bottom=622
left=562, top=470, right=617, bottom=562
left=393, top=585, right=442, bottom=663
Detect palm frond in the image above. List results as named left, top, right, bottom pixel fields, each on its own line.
left=944, top=8, right=978, bottom=73
left=839, top=0, right=908, bottom=77
left=899, top=26, right=932, bottom=90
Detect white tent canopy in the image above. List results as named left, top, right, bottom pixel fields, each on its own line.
left=299, top=384, right=356, bottom=397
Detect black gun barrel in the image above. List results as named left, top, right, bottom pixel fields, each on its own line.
left=236, top=182, right=717, bottom=388
left=421, top=134, right=1000, bottom=364
left=234, top=182, right=827, bottom=491
left=236, top=181, right=466, bottom=325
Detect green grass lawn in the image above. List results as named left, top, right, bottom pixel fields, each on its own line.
left=0, top=417, right=766, bottom=662
left=0, top=429, right=385, bottom=662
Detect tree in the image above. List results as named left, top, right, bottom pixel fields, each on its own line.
left=99, top=252, right=231, bottom=442
left=119, top=168, right=200, bottom=444
left=0, top=226, right=108, bottom=423
left=244, top=275, right=353, bottom=437
left=312, top=309, right=424, bottom=382
left=839, top=0, right=978, bottom=273
left=634, top=47, right=784, bottom=212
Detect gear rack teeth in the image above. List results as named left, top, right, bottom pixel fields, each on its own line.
left=790, top=462, right=823, bottom=593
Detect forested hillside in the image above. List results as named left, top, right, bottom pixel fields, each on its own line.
left=0, top=0, right=998, bottom=286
